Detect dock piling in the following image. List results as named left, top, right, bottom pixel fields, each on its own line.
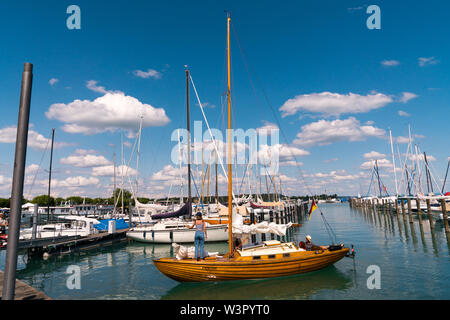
left=426, top=199, right=434, bottom=230
left=440, top=199, right=449, bottom=233
left=2, top=62, right=33, bottom=301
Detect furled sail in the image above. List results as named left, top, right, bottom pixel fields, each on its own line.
left=151, top=201, right=192, bottom=220
left=231, top=211, right=292, bottom=236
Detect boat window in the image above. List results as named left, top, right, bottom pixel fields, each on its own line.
left=268, top=255, right=276, bottom=259
left=283, top=253, right=290, bottom=258
left=252, top=256, right=261, bottom=260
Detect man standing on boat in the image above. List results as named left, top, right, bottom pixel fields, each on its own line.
left=187, top=212, right=207, bottom=261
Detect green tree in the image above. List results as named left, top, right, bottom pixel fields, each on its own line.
left=66, top=196, right=84, bottom=205
left=0, top=198, right=10, bottom=208
left=31, top=195, right=55, bottom=207
left=113, top=188, right=133, bottom=207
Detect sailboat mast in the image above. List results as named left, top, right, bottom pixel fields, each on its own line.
left=227, top=12, right=233, bottom=254
left=389, top=129, right=399, bottom=196
left=375, top=160, right=382, bottom=197
left=442, top=158, right=450, bottom=194
left=47, top=128, right=55, bottom=220
left=113, top=152, right=116, bottom=214
left=136, top=115, right=143, bottom=196
left=215, top=150, right=218, bottom=203
left=121, top=134, right=124, bottom=215
left=186, top=67, right=192, bottom=206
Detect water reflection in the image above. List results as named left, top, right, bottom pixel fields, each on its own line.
left=162, top=266, right=352, bottom=300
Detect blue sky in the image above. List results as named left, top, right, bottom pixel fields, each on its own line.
left=0, top=0, right=449, bottom=199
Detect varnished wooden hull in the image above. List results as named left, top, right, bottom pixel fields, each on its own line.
left=153, top=247, right=349, bottom=282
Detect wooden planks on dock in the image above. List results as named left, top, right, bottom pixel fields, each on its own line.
left=0, top=270, right=51, bottom=300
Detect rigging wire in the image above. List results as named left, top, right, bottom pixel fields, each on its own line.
left=231, top=19, right=341, bottom=243
left=26, top=130, right=51, bottom=199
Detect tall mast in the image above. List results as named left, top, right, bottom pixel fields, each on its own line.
left=185, top=67, right=192, bottom=209
left=226, top=12, right=233, bottom=254
left=136, top=115, right=143, bottom=196
left=375, top=160, right=382, bottom=198
left=113, top=152, right=116, bottom=214
left=389, top=129, right=399, bottom=196
left=47, top=128, right=55, bottom=220
left=442, top=158, right=450, bottom=194
left=215, top=150, right=218, bottom=203
left=121, top=134, right=124, bottom=215
left=424, top=152, right=433, bottom=194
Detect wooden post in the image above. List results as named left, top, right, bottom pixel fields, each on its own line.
left=395, top=199, right=399, bottom=215
left=407, top=199, right=413, bottom=224
left=416, top=198, right=423, bottom=224
left=426, top=198, right=434, bottom=230
left=401, top=199, right=406, bottom=219
left=441, top=199, right=449, bottom=233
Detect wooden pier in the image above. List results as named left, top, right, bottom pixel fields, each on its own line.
left=0, top=270, right=51, bottom=300
left=2, top=229, right=129, bottom=258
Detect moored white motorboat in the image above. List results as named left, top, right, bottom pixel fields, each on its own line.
left=19, top=215, right=100, bottom=240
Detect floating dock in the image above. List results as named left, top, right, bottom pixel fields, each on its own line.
left=2, top=229, right=129, bottom=258
left=0, top=270, right=51, bottom=300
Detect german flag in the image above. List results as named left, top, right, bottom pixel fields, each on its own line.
left=308, top=200, right=317, bottom=221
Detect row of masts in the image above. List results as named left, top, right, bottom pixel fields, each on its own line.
left=366, top=126, right=449, bottom=199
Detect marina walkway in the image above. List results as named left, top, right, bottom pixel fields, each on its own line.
left=0, top=270, right=51, bottom=300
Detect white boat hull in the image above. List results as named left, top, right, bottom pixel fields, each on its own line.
left=127, top=225, right=228, bottom=243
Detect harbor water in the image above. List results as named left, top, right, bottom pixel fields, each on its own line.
left=1, top=203, right=449, bottom=300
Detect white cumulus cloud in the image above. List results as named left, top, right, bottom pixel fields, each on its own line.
left=46, top=92, right=170, bottom=135
left=60, top=154, right=112, bottom=168
left=363, top=151, right=386, bottom=159
left=0, top=126, right=70, bottom=150
left=279, top=92, right=393, bottom=117
left=293, top=117, right=385, bottom=147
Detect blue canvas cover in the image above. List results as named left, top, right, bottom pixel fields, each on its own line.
left=94, top=218, right=129, bottom=231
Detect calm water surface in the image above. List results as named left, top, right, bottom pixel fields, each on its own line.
left=1, top=203, right=449, bottom=299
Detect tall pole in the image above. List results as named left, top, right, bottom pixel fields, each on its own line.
left=3, top=62, right=33, bottom=300
left=389, top=129, right=399, bottom=196
left=375, top=160, right=382, bottom=198
left=136, top=116, right=143, bottom=196
left=185, top=67, right=192, bottom=210
left=424, top=152, right=433, bottom=193
left=113, top=152, right=116, bottom=214
left=47, top=128, right=55, bottom=220
left=215, top=150, right=218, bottom=203
left=121, top=134, right=124, bottom=215
left=442, top=158, right=450, bottom=194
left=227, top=12, right=233, bottom=255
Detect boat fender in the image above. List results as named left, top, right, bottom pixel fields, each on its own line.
left=170, top=231, right=173, bottom=242
left=143, top=231, right=146, bottom=239
left=152, top=231, right=154, bottom=240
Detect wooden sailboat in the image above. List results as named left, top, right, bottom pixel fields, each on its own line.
left=153, top=13, right=349, bottom=282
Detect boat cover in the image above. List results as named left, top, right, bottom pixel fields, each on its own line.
left=172, top=243, right=219, bottom=260
left=94, top=218, right=129, bottom=231
left=151, top=201, right=192, bottom=220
